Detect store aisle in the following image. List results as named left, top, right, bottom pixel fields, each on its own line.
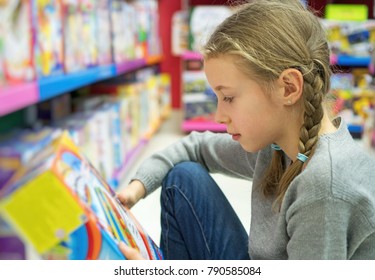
left=120, top=110, right=252, bottom=245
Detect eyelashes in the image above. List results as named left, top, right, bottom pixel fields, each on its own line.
left=223, top=96, right=234, bottom=103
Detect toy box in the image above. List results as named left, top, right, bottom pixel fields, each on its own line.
left=189, top=6, right=232, bottom=52
left=89, top=81, right=142, bottom=151
left=183, top=70, right=217, bottom=121
left=33, top=0, right=64, bottom=77
left=61, top=0, right=85, bottom=73
left=0, top=132, right=163, bottom=259
left=0, top=127, right=62, bottom=190
left=0, top=0, right=35, bottom=83
left=80, top=0, right=98, bottom=68
left=110, top=0, right=127, bottom=63
left=159, top=73, right=171, bottom=119
left=96, top=0, right=112, bottom=65
left=122, top=2, right=137, bottom=60
left=323, top=19, right=375, bottom=57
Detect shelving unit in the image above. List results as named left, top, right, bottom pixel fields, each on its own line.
left=0, top=56, right=163, bottom=117
left=0, top=0, right=171, bottom=261
left=330, top=54, right=371, bottom=67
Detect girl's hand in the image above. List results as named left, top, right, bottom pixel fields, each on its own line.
left=117, top=180, right=146, bottom=209
left=118, top=242, right=145, bottom=260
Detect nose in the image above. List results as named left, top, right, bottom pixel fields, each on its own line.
left=214, top=102, right=230, bottom=124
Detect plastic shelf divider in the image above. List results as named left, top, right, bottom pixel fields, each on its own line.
left=181, top=120, right=226, bottom=132
left=116, top=59, right=146, bottom=75
left=0, top=82, right=39, bottom=117
left=38, top=64, right=116, bottom=102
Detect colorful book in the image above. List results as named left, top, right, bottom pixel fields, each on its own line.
left=0, top=131, right=163, bottom=259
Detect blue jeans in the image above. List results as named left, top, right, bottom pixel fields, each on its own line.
left=160, top=162, right=250, bottom=260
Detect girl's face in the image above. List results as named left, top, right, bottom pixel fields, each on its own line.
left=204, top=55, right=291, bottom=153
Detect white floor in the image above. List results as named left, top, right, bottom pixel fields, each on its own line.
left=120, top=110, right=252, bottom=245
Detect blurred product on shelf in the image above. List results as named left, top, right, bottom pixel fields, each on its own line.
left=111, top=0, right=161, bottom=63
left=38, top=71, right=170, bottom=188
left=0, top=0, right=163, bottom=117
left=33, top=0, right=64, bottom=78
left=183, top=71, right=217, bottom=122
left=330, top=69, right=375, bottom=139
left=0, top=0, right=168, bottom=261
left=111, top=0, right=135, bottom=63
left=323, top=19, right=375, bottom=58
left=96, top=0, right=112, bottom=65
left=62, top=0, right=99, bottom=72
left=0, top=0, right=35, bottom=84
left=171, top=10, right=189, bottom=56
left=188, top=5, right=232, bottom=53
left=0, top=127, right=62, bottom=190
left=0, top=132, right=163, bottom=260
left=321, top=6, right=375, bottom=152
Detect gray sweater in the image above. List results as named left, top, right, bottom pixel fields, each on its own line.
left=133, top=119, right=375, bottom=259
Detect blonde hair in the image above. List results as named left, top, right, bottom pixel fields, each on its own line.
left=203, top=0, right=332, bottom=208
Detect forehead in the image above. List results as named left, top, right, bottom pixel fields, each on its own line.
left=204, top=56, right=278, bottom=98
left=204, top=56, right=246, bottom=84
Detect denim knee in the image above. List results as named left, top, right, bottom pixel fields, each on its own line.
left=162, top=161, right=209, bottom=189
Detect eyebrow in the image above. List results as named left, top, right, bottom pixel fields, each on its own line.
left=214, top=85, right=232, bottom=91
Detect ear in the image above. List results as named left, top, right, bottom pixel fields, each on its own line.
left=278, top=68, right=303, bottom=106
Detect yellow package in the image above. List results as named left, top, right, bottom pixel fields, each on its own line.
left=0, top=132, right=87, bottom=254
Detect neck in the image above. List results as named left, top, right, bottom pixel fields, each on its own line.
left=278, top=111, right=337, bottom=162
left=318, top=113, right=338, bottom=136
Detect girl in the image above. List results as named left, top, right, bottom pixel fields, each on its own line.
left=118, top=0, right=375, bottom=259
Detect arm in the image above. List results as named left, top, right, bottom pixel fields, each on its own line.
left=132, top=131, right=256, bottom=196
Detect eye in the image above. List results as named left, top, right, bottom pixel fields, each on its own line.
left=223, top=96, right=234, bottom=103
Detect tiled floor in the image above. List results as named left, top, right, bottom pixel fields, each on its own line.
left=120, top=110, right=252, bottom=245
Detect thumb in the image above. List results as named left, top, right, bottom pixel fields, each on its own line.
left=118, top=242, right=144, bottom=260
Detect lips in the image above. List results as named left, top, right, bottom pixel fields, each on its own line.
left=229, top=133, right=241, bottom=141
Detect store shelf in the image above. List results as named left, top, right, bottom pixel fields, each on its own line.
left=0, top=83, right=39, bottom=117
left=336, top=55, right=371, bottom=67
left=116, top=59, right=146, bottom=75
left=39, top=64, right=117, bottom=102
left=182, top=120, right=226, bottom=132
left=1, top=57, right=164, bottom=117
left=182, top=51, right=203, bottom=61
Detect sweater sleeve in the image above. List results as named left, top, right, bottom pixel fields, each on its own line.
left=131, top=131, right=256, bottom=196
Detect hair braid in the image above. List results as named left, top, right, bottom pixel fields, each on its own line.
left=273, top=63, right=325, bottom=208
left=299, top=63, right=325, bottom=156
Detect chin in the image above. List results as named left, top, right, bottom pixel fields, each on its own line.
left=239, top=143, right=260, bottom=153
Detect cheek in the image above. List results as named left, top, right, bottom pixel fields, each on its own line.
left=236, top=104, right=279, bottom=139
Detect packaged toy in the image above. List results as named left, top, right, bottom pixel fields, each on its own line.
left=33, top=0, right=64, bottom=77
left=0, top=132, right=163, bottom=259
left=0, top=0, right=35, bottom=83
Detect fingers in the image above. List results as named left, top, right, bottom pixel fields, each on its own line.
left=116, top=180, right=147, bottom=209
left=118, top=242, right=145, bottom=260
left=116, top=191, right=128, bottom=206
